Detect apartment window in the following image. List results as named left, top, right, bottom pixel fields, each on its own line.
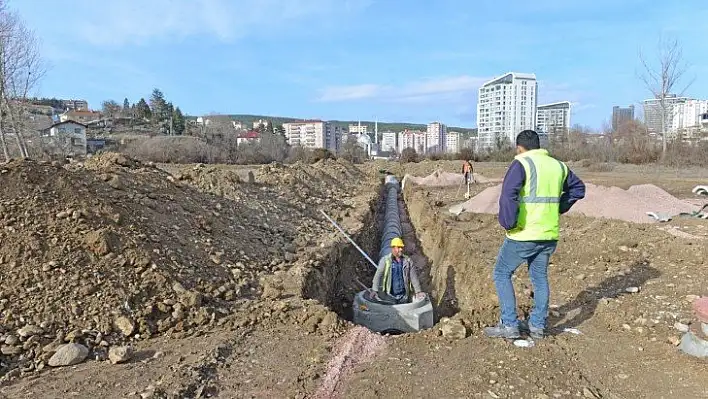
left=74, top=128, right=82, bottom=134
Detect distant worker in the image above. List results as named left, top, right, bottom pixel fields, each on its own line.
left=372, top=237, right=426, bottom=304
left=462, top=159, right=475, bottom=184
left=484, top=130, right=585, bottom=340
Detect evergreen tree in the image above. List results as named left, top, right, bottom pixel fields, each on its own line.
left=149, top=88, right=168, bottom=122
left=123, top=98, right=130, bottom=111
left=134, top=98, right=151, bottom=119
left=275, top=123, right=286, bottom=137
left=173, top=107, right=186, bottom=135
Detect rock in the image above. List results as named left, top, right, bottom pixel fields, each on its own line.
left=674, top=322, right=690, bottom=333
left=4, top=335, right=19, bottom=345
left=1, top=345, right=22, bottom=355
left=440, top=319, right=468, bottom=340
left=115, top=316, right=136, bottom=336
left=18, top=325, right=43, bottom=338
left=108, top=346, right=134, bottom=364
left=625, top=287, right=640, bottom=293
left=574, top=274, right=586, bottom=281
left=48, top=343, right=89, bottom=367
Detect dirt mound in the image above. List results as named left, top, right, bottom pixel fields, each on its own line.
left=0, top=153, right=371, bottom=374
left=404, top=170, right=500, bottom=187
left=451, top=183, right=698, bottom=223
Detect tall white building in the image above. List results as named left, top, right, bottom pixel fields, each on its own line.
left=380, top=131, right=397, bottom=153
left=398, top=130, right=426, bottom=154
left=477, top=72, right=538, bottom=149
left=643, top=95, right=683, bottom=136
left=446, top=132, right=461, bottom=154
left=282, top=120, right=340, bottom=152
left=672, top=99, right=708, bottom=132
left=536, top=101, right=571, bottom=140
left=426, top=122, right=447, bottom=153
left=252, top=119, right=269, bottom=129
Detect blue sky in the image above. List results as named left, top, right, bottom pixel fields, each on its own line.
left=13, top=0, right=708, bottom=129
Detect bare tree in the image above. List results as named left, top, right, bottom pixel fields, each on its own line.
left=0, top=1, right=46, bottom=160
left=639, top=36, right=694, bottom=162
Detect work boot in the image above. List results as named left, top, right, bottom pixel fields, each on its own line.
left=519, top=321, right=545, bottom=339
left=483, top=323, right=521, bottom=339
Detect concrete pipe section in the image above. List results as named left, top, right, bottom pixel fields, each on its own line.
left=353, top=174, right=434, bottom=334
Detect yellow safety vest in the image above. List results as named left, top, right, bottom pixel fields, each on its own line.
left=506, top=149, right=568, bottom=242
left=382, top=255, right=413, bottom=295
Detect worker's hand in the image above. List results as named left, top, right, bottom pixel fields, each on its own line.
left=414, top=292, right=426, bottom=301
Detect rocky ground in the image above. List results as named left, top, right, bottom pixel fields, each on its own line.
left=1, top=157, right=707, bottom=398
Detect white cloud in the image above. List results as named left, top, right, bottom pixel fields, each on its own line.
left=60, top=0, right=370, bottom=46
left=316, top=75, right=491, bottom=103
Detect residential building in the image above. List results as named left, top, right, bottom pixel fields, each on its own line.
left=536, top=101, right=571, bottom=140
left=426, top=122, right=447, bottom=153
left=644, top=96, right=708, bottom=139
left=398, top=130, right=426, bottom=154
left=236, top=131, right=260, bottom=146
left=643, top=95, right=683, bottom=136
left=348, top=124, right=368, bottom=135
left=61, top=99, right=88, bottom=111
left=380, top=131, right=397, bottom=153
left=701, top=112, right=708, bottom=130
left=59, top=110, right=101, bottom=124
left=252, top=119, right=269, bottom=130
left=446, top=132, right=461, bottom=154
left=39, top=120, right=87, bottom=157
left=477, top=72, right=538, bottom=149
left=611, top=105, right=635, bottom=131
left=283, top=120, right=340, bottom=152
left=672, top=99, right=708, bottom=131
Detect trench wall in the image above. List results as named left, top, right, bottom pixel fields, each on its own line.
left=402, top=184, right=503, bottom=328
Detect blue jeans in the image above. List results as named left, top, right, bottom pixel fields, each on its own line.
left=493, top=237, right=558, bottom=329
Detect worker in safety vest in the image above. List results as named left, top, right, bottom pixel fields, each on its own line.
left=484, top=130, right=585, bottom=340
left=462, top=160, right=474, bottom=184
left=372, top=237, right=425, bottom=304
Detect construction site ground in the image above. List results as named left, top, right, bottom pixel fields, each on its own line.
left=1, top=156, right=708, bottom=398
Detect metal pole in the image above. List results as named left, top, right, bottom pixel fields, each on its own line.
left=320, top=209, right=378, bottom=269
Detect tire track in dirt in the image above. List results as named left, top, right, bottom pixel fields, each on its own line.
left=311, top=326, right=387, bottom=399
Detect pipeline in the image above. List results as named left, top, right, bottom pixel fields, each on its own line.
left=378, top=175, right=402, bottom=262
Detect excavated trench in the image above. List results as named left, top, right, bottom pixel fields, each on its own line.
left=302, top=175, right=444, bottom=325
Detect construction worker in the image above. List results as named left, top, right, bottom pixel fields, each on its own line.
left=372, top=237, right=425, bottom=304
left=462, top=159, right=474, bottom=184
left=484, top=130, right=585, bottom=340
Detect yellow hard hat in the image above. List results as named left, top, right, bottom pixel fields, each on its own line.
left=391, top=237, right=404, bottom=248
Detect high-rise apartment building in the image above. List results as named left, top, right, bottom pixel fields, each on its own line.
left=671, top=99, right=708, bottom=132
left=380, top=131, right=397, bottom=153
left=536, top=101, right=571, bottom=139
left=643, top=95, right=682, bottom=135
left=282, top=120, right=340, bottom=152
left=426, top=121, right=447, bottom=153
left=611, top=105, right=635, bottom=131
left=477, top=72, right=537, bottom=149
left=398, top=130, right=426, bottom=154
left=446, top=132, right=461, bottom=154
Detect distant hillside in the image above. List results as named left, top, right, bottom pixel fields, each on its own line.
left=186, top=114, right=477, bottom=137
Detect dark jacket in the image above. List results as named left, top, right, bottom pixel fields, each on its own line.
left=498, top=159, right=586, bottom=231
left=372, top=254, right=422, bottom=298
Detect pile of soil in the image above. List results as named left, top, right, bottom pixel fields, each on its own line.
left=404, top=170, right=500, bottom=187
left=450, top=182, right=698, bottom=223
left=0, top=153, right=371, bottom=375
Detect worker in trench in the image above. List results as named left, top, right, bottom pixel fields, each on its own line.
left=371, top=237, right=426, bottom=304
left=484, top=130, right=586, bottom=340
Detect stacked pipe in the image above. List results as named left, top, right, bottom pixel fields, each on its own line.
left=378, top=175, right=402, bottom=262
